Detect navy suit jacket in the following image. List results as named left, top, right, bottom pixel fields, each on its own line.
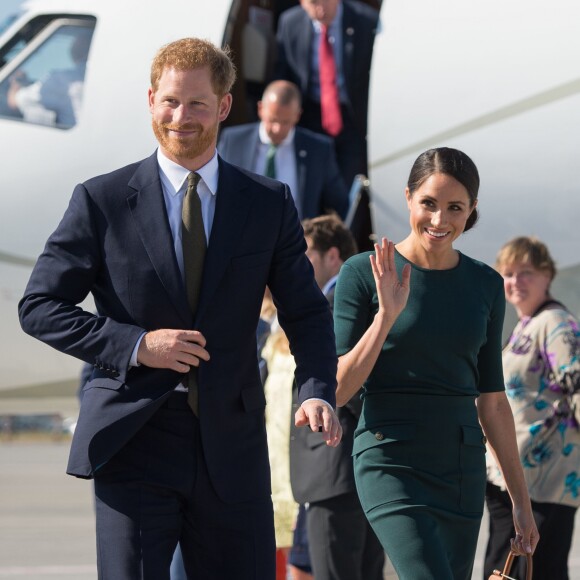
left=217, top=123, right=348, bottom=220
left=276, top=0, right=379, bottom=139
left=18, top=152, right=337, bottom=504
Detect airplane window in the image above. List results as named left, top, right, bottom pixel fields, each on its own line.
left=0, top=15, right=71, bottom=70
left=0, top=17, right=96, bottom=129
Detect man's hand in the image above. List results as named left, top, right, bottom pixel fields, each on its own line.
left=295, top=399, right=342, bottom=447
left=137, top=329, right=210, bottom=372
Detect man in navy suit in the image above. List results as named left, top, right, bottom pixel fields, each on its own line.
left=18, top=37, right=341, bottom=580
left=218, top=80, right=348, bottom=220
left=275, top=0, right=380, bottom=190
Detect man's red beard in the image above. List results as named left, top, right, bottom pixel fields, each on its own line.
left=152, top=120, right=217, bottom=160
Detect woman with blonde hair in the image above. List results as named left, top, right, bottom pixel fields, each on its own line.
left=485, top=236, right=580, bottom=579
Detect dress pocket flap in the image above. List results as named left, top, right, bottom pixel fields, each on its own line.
left=352, top=423, right=415, bottom=456
left=462, top=425, right=486, bottom=448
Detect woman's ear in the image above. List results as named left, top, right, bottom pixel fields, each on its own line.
left=405, top=187, right=412, bottom=210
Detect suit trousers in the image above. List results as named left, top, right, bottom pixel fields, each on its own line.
left=307, top=491, right=384, bottom=580
left=93, top=391, right=276, bottom=580
left=484, top=481, right=577, bottom=580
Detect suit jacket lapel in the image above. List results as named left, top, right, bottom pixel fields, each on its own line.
left=298, top=13, right=314, bottom=93
left=293, top=130, right=308, bottom=217
left=341, top=2, right=356, bottom=103
left=241, top=126, right=260, bottom=170
left=126, top=153, right=191, bottom=326
left=195, top=158, right=251, bottom=323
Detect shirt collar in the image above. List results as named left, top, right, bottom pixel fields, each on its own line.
left=321, top=274, right=339, bottom=296
left=258, top=123, right=296, bottom=148
left=156, top=148, right=219, bottom=196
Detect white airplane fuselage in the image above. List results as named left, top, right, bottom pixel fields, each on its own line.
left=1, top=0, right=578, bottom=392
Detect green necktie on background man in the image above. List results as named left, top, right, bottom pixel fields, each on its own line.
left=265, top=144, right=277, bottom=179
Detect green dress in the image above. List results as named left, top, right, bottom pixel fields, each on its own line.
left=334, top=249, right=505, bottom=580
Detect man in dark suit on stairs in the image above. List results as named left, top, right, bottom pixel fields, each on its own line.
left=275, top=0, right=380, bottom=190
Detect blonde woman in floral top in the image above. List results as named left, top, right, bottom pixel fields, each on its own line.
left=485, top=236, right=580, bottom=580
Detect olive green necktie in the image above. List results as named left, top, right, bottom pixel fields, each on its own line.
left=265, top=144, right=277, bottom=179
left=181, top=172, right=205, bottom=414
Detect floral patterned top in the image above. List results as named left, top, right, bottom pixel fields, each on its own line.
left=487, top=302, right=580, bottom=506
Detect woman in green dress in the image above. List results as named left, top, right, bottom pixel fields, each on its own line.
left=334, top=147, right=539, bottom=579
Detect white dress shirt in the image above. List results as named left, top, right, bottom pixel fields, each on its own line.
left=255, top=123, right=301, bottom=217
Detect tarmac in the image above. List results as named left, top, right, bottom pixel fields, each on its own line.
left=0, top=396, right=579, bottom=580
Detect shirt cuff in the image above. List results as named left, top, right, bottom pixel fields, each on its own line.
left=129, top=332, right=147, bottom=368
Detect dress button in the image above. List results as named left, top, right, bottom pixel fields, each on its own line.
left=375, top=431, right=384, bottom=441
left=482, top=436, right=487, bottom=445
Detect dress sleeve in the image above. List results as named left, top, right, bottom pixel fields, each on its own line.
left=477, top=274, right=506, bottom=393
left=334, top=259, right=373, bottom=357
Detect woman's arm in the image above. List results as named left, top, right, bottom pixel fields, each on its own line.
left=477, top=391, right=540, bottom=555
left=336, top=238, right=410, bottom=406
left=336, top=307, right=396, bottom=406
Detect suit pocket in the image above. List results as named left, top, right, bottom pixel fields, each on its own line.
left=230, top=250, right=272, bottom=272
left=241, top=384, right=266, bottom=412
left=84, top=376, right=125, bottom=391
left=459, top=425, right=487, bottom=513
left=305, top=429, right=327, bottom=450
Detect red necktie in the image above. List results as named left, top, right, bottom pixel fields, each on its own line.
left=319, top=24, right=343, bottom=137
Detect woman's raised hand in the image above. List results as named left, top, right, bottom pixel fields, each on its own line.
left=370, top=237, right=411, bottom=321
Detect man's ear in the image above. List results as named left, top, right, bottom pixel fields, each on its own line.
left=327, top=246, right=341, bottom=266
left=218, top=93, right=233, bottom=122
left=148, top=88, right=155, bottom=113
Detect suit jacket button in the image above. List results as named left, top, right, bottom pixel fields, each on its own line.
left=375, top=431, right=384, bottom=441
left=482, top=436, right=487, bottom=445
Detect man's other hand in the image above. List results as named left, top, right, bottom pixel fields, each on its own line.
left=295, top=399, right=342, bottom=447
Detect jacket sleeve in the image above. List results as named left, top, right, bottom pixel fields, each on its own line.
left=18, top=183, right=144, bottom=382
left=267, top=184, right=338, bottom=407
